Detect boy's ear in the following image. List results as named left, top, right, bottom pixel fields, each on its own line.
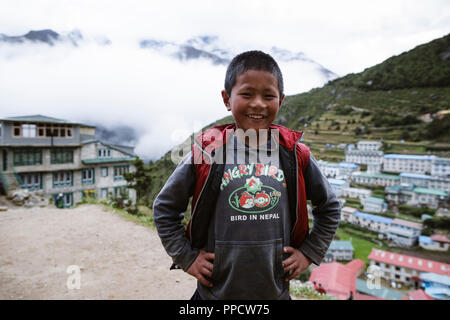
left=221, top=90, right=231, bottom=111
left=279, top=94, right=285, bottom=108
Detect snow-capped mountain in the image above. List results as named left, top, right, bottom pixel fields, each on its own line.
left=139, top=35, right=338, bottom=81
left=0, top=29, right=111, bottom=46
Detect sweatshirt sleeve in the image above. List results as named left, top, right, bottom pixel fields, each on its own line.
left=298, top=154, right=341, bottom=266
left=153, top=151, right=199, bottom=271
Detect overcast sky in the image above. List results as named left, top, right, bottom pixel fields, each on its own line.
left=1, top=0, right=449, bottom=160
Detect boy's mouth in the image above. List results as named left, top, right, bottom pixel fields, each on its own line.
left=246, top=114, right=266, bottom=119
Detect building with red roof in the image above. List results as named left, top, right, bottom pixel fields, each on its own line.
left=309, top=260, right=364, bottom=300
left=402, top=289, right=435, bottom=300
left=368, top=248, right=450, bottom=287
left=346, top=259, right=365, bottom=277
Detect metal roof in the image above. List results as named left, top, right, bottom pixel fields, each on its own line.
left=413, top=187, right=447, bottom=197
left=354, top=211, right=393, bottom=224
left=364, top=196, right=386, bottom=204
left=0, top=114, right=94, bottom=127
left=328, top=240, right=354, bottom=251
left=420, top=272, right=450, bottom=286
left=384, top=154, right=436, bottom=160
left=328, top=178, right=348, bottom=186
left=356, top=279, right=405, bottom=300
left=352, top=171, right=400, bottom=180
left=368, top=249, right=450, bottom=276
left=399, top=173, right=431, bottom=180
left=82, top=157, right=136, bottom=164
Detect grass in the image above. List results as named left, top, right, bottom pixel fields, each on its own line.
left=290, top=284, right=336, bottom=300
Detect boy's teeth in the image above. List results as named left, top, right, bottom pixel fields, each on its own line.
left=247, top=114, right=264, bottom=119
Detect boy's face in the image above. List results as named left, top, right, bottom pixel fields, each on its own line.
left=222, top=69, right=285, bottom=132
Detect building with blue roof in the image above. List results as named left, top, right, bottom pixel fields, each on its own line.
left=383, top=154, right=437, bottom=175
left=323, top=240, right=354, bottom=262
left=431, top=157, right=450, bottom=177
left=356, top=279, right=405, bottom=300
left=420, top=272, right=450, bottom=300
left=362, top=196, right=388, bottom=213
left=327, top=178, right=349, bottom=197
left=352, top=211, right=393, bottom=233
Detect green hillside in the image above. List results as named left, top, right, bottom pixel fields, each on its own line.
left=135, top=33, right=450, bottom=206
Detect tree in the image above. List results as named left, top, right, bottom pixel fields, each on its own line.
left=124, top=157, right=153, bottom=206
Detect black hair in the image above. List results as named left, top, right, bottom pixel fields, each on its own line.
left=224, top=50, right=284, bottom=97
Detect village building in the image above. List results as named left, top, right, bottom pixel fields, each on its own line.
left=357, top=140, right=383, bottom=151
left=385, top=184, right=448, bottom=209
left=399, top=172, right=450, bottom=193
left=355, top=279, right=405, bottom=300
left=352, top=211, right=392, bottom=233
left=327, top=178, right=349, bottom=197
left=368, top=248, right=450, bottom=288
left=351, top=171, right=400, bottom=187
left=317, top=160, right=359, bottom=179
left=345, top=149, right=384, bottom=168
left=342, top=187, right=372, bottom=201
left=419, top=272, right=450, bottom=300
left=309, top=261, right=358, bottom=300
left=431, top=157, right=450, bottom=177
left=383, top=154, right=436, bottom=175
left=362, top=196, right=388, bottom=213
left=323, top=240, right=354, bottom=262
left=385, top=219, right=423, bottom=247
left=419, top=234, right=450, bottom=252
left=436, top=208, right=450, bottom=218
left=0, top=115, right=137, bottom=207
left=340, top=206, right=358, bottom=223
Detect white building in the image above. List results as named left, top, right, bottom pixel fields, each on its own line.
left=342, top=187, right=372, bottom=201
left=357, top=140, right=382, bottom=151
left=352, top=211, right=393, bottom=233
left=368, top=248, right=450, bottom=287
left=383, top=154, right=436, bottom=175
left=345, top=149, right=384, bottom=167
left=340, top=206, right=358, bottom=223
left=385, top=219, right=423, bottom=248
left=327, top=178, right=349, bottom=197
left=431, top=157, right=450, bottom=177
left=399, top=172, right=450, bottom=193
left=362, top=196, right=388, bottom=213
left=317, top=160, right=360, bottom=179
left=352, top=171, right=400, bottom=187
left=419, top=235, right=450, bottom=252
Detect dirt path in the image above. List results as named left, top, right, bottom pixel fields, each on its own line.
left=0, top=204, right=197, bottom=299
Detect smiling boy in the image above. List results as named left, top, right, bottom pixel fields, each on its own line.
left=153, top=50, right=341, bottom=300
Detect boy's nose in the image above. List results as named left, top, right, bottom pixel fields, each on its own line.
left=249, top=95, right=266, bottom=109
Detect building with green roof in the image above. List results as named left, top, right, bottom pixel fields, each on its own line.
left=0, top=115, right=136, bottom=207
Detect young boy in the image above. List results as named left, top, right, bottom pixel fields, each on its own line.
left=153, top=51, right=341, bottom=300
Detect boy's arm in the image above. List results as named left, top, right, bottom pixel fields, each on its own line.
left=153, top=151, right=199, bottom=271
left=299, top=154, right=341, bottom=266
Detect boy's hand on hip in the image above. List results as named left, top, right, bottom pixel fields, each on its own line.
left=186, top=250, right=215, bottom=288
left=282, top=246, right=312, bottom=282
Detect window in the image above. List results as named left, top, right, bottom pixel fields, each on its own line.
left=19, top=173, right=41, bottom=190
left=98, top=149, right=111, bottom=158
left=114, top=165, right=129, bottom=181
left=13, top=149, right=42, bottom=166
left=22, top=124, right=36, bottom=138
left=101, top=167, right=108, bottom=177
left=54, top=192, right=73, bottom=208
left=0, top=123, right=2, bottom=136
left=53, top=171, right=73, bottom=187
left=51, top=149, right=73, bottom=164
left=82, top=168, right=95, bottom=185
left=13, top=123, right=21, bottom=136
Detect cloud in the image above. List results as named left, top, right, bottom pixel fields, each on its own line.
left=0, top=0, right=449, bottom=160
